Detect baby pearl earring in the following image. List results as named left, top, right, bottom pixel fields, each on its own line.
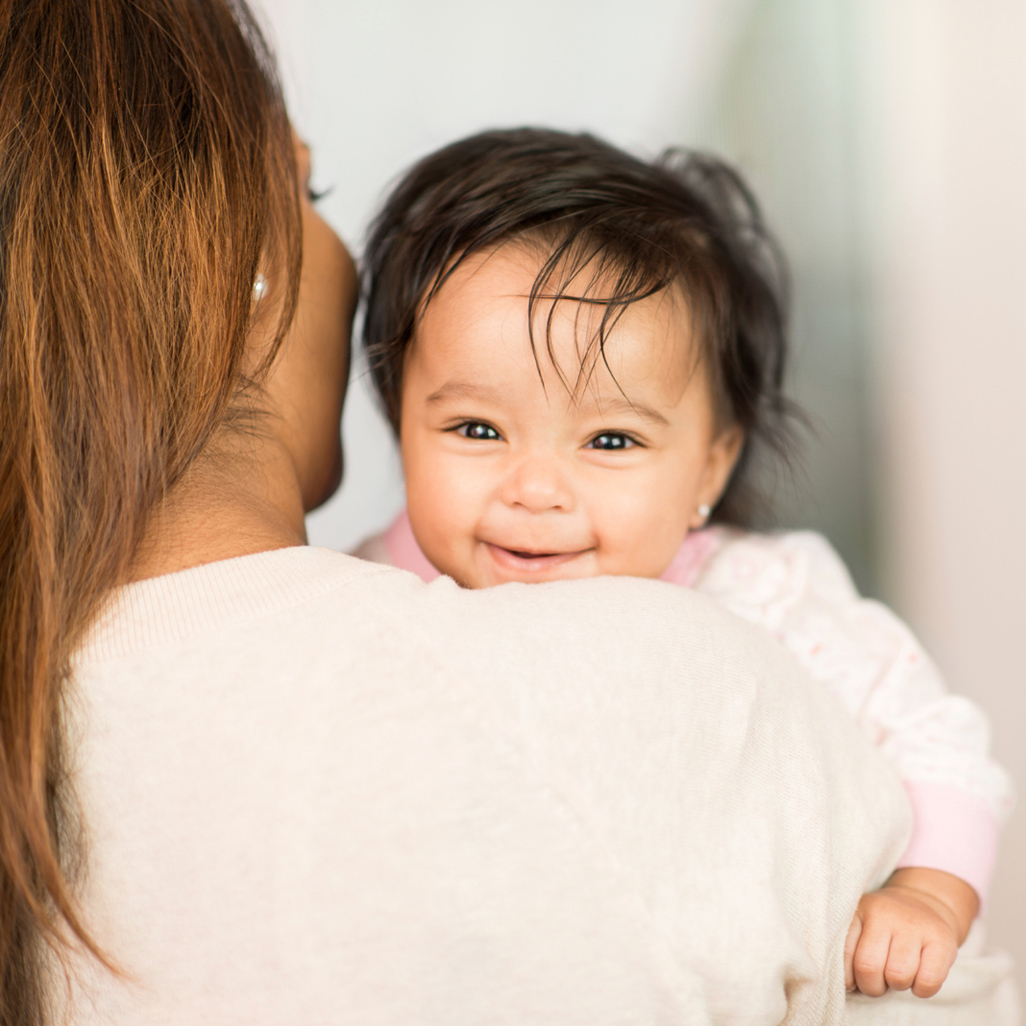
left=252, top=273, right=268, bottom=303
left=697, top=503, right=711, bottom=519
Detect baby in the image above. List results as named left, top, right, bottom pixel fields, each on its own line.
left=354, top=128, right=1012, bottom=998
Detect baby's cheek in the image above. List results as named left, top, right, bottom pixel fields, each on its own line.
left=593, top=491, right=690, bottom=578
left=405, top=467, right=480, bottom=580
left=408, top=490, right=465, bottom=572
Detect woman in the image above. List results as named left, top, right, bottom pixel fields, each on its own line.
left=0, top=2, right=939, bottom=1024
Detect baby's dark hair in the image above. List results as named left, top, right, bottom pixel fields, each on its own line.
left=363, top=127, right=800, bottom=526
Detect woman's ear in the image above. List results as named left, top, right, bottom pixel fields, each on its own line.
left=691, top=424, right=744, bottom=528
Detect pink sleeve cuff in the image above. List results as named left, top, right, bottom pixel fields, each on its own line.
left=896, top=780, right=1000, bottom=910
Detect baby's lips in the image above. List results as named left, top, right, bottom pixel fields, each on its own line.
left=483, top=540, right=591, bottom=560
left=481, top=542, right=597, bottom=574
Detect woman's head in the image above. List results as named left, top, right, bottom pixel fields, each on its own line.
left=0, top=1, right=342, bottom=1020
left=256, top=137, right=356, bottom=514
left=363, top=128, right=800, bottom=587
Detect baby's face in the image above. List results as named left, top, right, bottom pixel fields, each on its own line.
left=399, top=245, right=741, bottom=588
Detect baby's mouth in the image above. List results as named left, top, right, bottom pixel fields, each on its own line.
left=483, top=541, right=592, bottom=572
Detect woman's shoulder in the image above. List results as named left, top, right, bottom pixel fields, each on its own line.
left=75, top=545, right=393, bottom=668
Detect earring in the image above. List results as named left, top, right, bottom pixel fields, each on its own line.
left=697, top=503, right=711, bottom=519
left=252, top=273, right=268, bottom=302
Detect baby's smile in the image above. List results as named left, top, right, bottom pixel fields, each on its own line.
left=481, top=540, right=596, bottom=578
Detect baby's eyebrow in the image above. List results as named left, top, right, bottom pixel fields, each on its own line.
left=584, top=396, right=670, bottom=426
left=425, top=381, right=506, bottom=406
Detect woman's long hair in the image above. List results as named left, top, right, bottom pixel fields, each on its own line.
left=0, top=1, right=301, bottom=1021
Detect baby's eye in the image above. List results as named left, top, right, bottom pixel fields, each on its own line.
left=586, top=432, right=636, bottom=451
left=455, top=421, right=502, bottom=441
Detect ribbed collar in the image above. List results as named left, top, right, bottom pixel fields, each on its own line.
left=74, top=546, right=386, bottom=668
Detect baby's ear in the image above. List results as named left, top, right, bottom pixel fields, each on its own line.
left=711, top=424, right=744, bottom=486
left=695, top=425, right=745, bottom=523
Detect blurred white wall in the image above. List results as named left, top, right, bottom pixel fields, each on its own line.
left=855, top=0, right=1026, bottom=983
left=258, top=0, right=1025, bottom=983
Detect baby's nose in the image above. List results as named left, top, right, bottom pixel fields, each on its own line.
left=501, top=456, right=574, bottom=513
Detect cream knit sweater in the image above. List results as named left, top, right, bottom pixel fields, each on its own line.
left=56, top=546, right=1009, bottom=1024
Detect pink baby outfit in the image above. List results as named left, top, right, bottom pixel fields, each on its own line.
left=355, top=511, right=1013, bottom=904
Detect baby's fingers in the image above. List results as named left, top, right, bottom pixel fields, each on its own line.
left=881, top=932, right=922, bottom=992
left=911, top=940, right=957, bottom=999
left=844, top=914, right=863, bottom=993
left=851, top=921, right=892, bottom=997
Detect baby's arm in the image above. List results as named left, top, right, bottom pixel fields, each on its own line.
left=692, top=529, right=1013, bottom=996
left=845, top=866, right=977, bottom=997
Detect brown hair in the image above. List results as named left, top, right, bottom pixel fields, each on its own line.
left=0, top=1, right=300, bottom=1022
left=363, top=128, right=801, bottom=526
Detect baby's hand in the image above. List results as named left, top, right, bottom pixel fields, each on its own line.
left=844, top=867, right=979, bottom=999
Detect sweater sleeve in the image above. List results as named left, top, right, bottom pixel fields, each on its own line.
left=692, top=529, right=1014, bottom=903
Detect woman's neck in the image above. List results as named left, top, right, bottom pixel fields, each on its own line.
left=131, top=431, right=307, bottom=582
